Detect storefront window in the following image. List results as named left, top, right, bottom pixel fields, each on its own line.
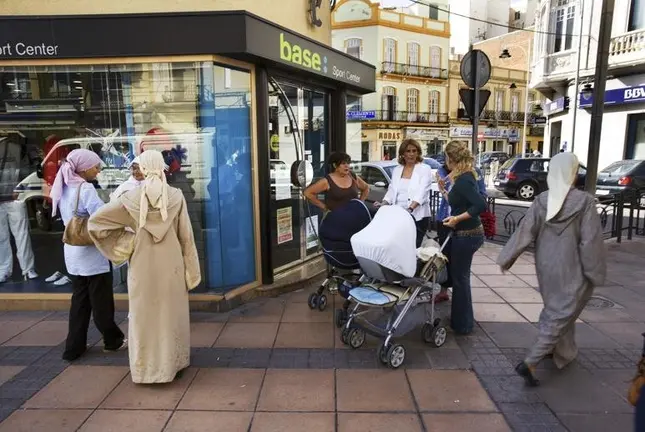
left=0, top=61, right=255, bottom=294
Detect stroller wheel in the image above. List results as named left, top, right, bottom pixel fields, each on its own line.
left=431, top=326, right=447, bottom=348
left=377, top=343, right=388, bottom=364
left=335, top=309, right=347, bottom=328
left=318, top=294, right=328, bottom=311
left=341, top=328, right=351, bottom=345
left=386, top=344, right=406, bottom=369
left=348, top=328, right=365, bottom=350
left=307, top=293, right=319, bottom=310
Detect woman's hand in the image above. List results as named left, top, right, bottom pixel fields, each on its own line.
left=442, top=215, right=459, bottom=228
left=436, top=173, right=447, bottom=193
left=374, top=200, right=389, bottom=208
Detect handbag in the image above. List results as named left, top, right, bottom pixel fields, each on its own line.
left=62, top=184, right=94, bottom=246
left=481, top=210, right=496, bottom=239
left=628, top=333, right=645, bottom=406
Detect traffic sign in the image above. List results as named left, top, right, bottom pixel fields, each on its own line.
left=459, top=89, right=491, bottom=118
left=460, top=50, right=491, bottom=89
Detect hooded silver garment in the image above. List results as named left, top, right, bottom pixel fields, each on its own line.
left=497, top=188, right=606, bottom=368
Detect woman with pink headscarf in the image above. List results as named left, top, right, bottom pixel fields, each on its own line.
left=51, top=149, right=126, bottom=362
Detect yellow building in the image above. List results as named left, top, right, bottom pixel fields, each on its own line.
left=0, top=1, right=375, bottom=309
left=332, top=0, right=451, bottom=160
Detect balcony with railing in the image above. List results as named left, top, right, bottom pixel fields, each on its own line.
left=454, top=109, right=527, bottom=123
left=381, top=62, right=449, bottom=80
left=348, top=110, right=449, bottom=123
left=609, top=28, right=645, bottom=68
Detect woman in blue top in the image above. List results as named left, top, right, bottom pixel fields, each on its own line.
left=435, top=155, right=486, bottom=303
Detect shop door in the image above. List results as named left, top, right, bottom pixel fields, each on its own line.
left=268, top=80, right=329, bottom=273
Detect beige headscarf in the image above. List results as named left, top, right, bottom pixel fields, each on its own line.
left=546, top=152, right=579, bottom=221
left=137, top=150, right=169, bottom=228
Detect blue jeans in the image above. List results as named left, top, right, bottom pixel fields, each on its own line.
left=449, top=234, right=484, bottom=334
left=637, top=384, right=645, bottom=432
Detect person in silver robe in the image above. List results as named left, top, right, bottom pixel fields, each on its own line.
left=496, top=152, right=606, bottom=386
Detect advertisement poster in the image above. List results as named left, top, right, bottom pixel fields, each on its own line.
left=274, top=168, right=291, bottom=201
left=276, top=207, right=293, bottom=244
left=305, top=215, right=319, bottom=250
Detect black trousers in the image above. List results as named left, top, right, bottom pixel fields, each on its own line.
left=63, top=272, right=124, bottom=361
left=415, top=217, right=430, bottom=248
left=437, top=223, right=453, bottom=289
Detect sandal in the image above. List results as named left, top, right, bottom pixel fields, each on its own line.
left=435, top=292, right=450, bottom=303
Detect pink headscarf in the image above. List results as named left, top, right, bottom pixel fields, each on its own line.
left=50, top=149, right=103, bottom=216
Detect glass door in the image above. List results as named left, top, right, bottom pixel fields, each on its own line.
left=268, top=79, right=329, bottom=273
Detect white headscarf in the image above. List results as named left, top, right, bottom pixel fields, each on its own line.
left=138, top=150, right=169, bottom=228
left=546, top=152, right=579, bottom=221
left=110, top=157, right=142, bottom=201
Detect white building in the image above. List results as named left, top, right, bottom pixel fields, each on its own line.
left=531, top=0, right=645, bottom=169
left=510, top=0, right=538, bottom=30
left=449, top=0, right=512, bottom=56
left=332, top=0, right=451, bottom=161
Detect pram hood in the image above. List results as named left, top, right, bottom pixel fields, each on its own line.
left=350, top=205, right=417, bottom=278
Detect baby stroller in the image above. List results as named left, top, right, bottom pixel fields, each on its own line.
left=340, top=205, right=450, bottom=369
left=307, top=199, right=374, bottom=321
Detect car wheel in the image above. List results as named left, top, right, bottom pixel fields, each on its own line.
left=35, top=201, right=52, bottom=231
left=517, top=182, right=537, bottom=200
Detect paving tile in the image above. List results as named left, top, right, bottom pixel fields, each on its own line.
left=558, top=413, right=634, bottom=432
left=578, top=348, right=641, bottom=370
left=588, top=369, right=633, bottom=404
left=165, top=411, right=252, bottom=432
left=508, top=264, right=536, bottom=275
left=190, top=323, right=224, bottom=347
left=281, top=302, right=333, bottom=323
left=0, top=365, right=24, bottom=386
left=510, top=303, right=543, bottom=323
left=569, top=323, right=621, bottom=349
left=518, top=275, right=539, bottom=287
left=471, top=265, right=504, bottom=276
left=407, top=370, right=497, bottom=412
left=24, top=365, right=127, bottom=409
left=251, top=412, right=335, bottom=432
left=471, top=275, right=488, bottom=287
left=492, top=288, right=542, bottom=303
left=472, top=255, right=496, bottom=265
left=535, top=366, right=632, bottom=414
left=177, top=368, right=264, bottom=411
left=591, top=322, right=645, bottom=349
left=0, top=409, right=91, bottom=432
left=336, top=369, right=415, bottom=412
left=498, top=402, right=565, bottom=431
left=229, top=299, right=285, bottom=323
left=479, top=275, right=529, bottom=288
left=78, top=410, right=171, bottom=432
left=257, top=369, right=334, bottom=412
left=471, top=288, right=506, bottom=303
left=215, top=323, right=278, bottom=349
left=285, top=288, right=315, bottom=303
left=2, top=321, right=68, bottom=347
left=337, top=413, right=422, bottom=432
left=101, top=368, right=197, bottom=410
left=479, top=322, right=539, bottom=348
left=579, top=306, right=639, bottom=323
left=422, top=413, right=511, bottom=432
left=0, top=312, right=52, bottom=321
left=474, top=303, right=528, bottom=323
left=478, top=375, right=544, bottom=404
left=425, top=348, right=471, bottom=369
left=274, top=323, right=333, bottom=349
left=0, top=321, right=39, bottom=345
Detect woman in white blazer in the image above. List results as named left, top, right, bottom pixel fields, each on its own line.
left=376, top=139, right=433, bottom=247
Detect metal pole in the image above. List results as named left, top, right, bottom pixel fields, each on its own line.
left=471, top=47, right=480, bottom=156
left=521, top=38, right=531, bottom=158
left=584, top=0, right=614, bottom=194
left=570, top=0, right=585, bottom=153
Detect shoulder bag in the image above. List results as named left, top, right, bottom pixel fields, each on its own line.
left=62, top=184, right=95, bottom=246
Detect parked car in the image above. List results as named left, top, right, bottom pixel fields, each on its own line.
left=351, top=160, right=440, bottom=205
left=595, top=160, right=645, bottom=196
left=494, top=157, right=587, bottom=200
left=476, top=151, right=510, bottom=168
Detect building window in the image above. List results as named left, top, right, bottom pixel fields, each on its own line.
left=345, top=38, right=363, bottom=59
left=407, top=42, right=420, bottom=75
left=514, top=11, right=521, bottom=20
left=429, top=3, right=439, bottom=20
left=629, top=0, right=644, bottom=31
left=407, top=88, right=419, bottom=113
left=429, top=46, right=442, bottom=78
left=552, top=0, right=576, bottom=53
left=383, top=38, right=397, bottom=72
left=428, top=90, right=440, bottom=114
left=511, top=93, right=520, bottom=113
left=381, top=86, right=397, bottom=112
left=495, top=90, right=505, bottom=112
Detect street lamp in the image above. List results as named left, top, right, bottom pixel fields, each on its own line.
left=499, top=38, right=532, bottom=158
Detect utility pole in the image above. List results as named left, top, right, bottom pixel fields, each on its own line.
left=584, top=0, right=614, bottom=194
left=570, top=0, right=585, bottom=153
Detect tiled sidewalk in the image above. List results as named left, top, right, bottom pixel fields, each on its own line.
left=0, top=241, right=642, bottom=431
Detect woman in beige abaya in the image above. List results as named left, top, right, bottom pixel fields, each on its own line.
left=88, top=150, right=200, bottom=383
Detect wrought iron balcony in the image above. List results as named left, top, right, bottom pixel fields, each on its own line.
left=455, top=109, right=527, bottom=123
left=381, top=62, right=448, bottom=80
left=609, top=28, right=645, bottom=68
left=348, top=110, right=448, bottom=123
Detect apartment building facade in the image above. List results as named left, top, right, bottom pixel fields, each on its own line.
left=332, top=0, right=451, bottom=160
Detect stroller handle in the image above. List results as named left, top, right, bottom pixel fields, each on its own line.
left=439, top=231, right=453, bottom=252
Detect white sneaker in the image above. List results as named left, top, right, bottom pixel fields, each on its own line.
left=103, top=338, right=128, bottom=353
left=24, top=270, right=39, bottom=281
left=53, top=275, right=72, bottom=286
left=45, top=271, right=64, bottom=283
